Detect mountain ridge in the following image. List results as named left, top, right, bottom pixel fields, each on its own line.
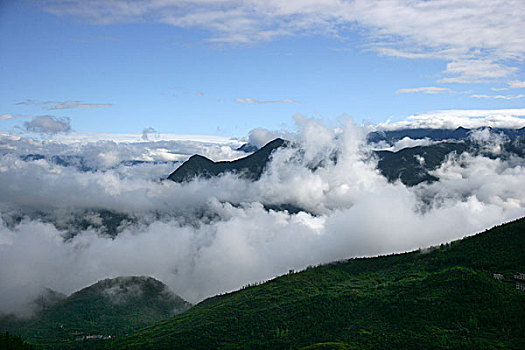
left=168, top=131, right=525, bottom=187
left=168, top=138, right=286, bottom=182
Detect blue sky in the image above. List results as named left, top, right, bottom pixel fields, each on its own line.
left=1, top=0, right=524, bottom=137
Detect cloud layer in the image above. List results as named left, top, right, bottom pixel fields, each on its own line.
left=377, top=109, right=525, bottom=130
left=1, top=117, right=524, bottom=315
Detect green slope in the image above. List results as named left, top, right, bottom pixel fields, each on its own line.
left=1, top=276, right=191, bottom=349
left=111, top=218, right=525, bottom=349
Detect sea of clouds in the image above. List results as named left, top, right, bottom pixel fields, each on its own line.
left=1, top=116, right=525, bottom=315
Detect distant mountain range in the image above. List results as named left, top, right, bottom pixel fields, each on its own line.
left=367, top=126, right=525, bottom=143
left=169, top=128, right=525, bottom=187
left=0, top=276, right=190, bottom=348
left=21, top=154, right=180, bottom=173
left=110, top=218, right=525, bottom=349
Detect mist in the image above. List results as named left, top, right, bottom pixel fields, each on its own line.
left=1, top=118, right=524, bottom=315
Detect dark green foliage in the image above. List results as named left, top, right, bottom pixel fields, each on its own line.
left=0, top=332, right=37, bottom=350
left=0, top=277, right=191, bottom=349
left=299, top=342, right=356, bottom=350
left=111, top=218, right=525, bottom=349
left=168, top=138, right=286, bottom=182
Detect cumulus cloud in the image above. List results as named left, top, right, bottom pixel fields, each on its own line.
left=23, top=115, right=71, bottom=134
left=1, top=117, right=524, bottom=315
left=396, top=87, right=452, bottom=94
left=247, top=127, right=294, bottom=148
left=141, top=127, right=159, bottom=141
left=40, top=0, right=525, bottom=84
left=235, top=98, right=301, bottom=104
left=377, top=109, right=525, bottom=130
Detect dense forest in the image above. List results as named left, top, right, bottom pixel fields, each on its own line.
left=0, top=332, right=37, bottom=350
left=109, top=218, right=525, bottom=349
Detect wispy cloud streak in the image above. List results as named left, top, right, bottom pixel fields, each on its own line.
left=16, top=99, right=112, bottom=110
left=396, top=87, right=451, bottom=94
left=235, top=98, right=301, bottom=104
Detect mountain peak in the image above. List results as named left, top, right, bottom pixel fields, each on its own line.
left=168, top=138, right=287, bottom=183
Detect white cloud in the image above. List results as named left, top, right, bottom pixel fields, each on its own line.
left=23, top=115, right=71, bottom=134
left=235, top=97, right=302, bottom=104
left=439, top=60, right=517, bottom=84
left=471, top=94, right=525, bottom=100
left=396, top=87, right=451, bottom=94
left=247, top=127, right=295, bottom=148
left=1, top=118, right=525, bottom=314
left=491, top=81, right=525, bottom=91
left=509, top=81, right=525, bottom=89
left=370, top=137, right=437, bottom=152
left=40, top=0, right=525, bottom=83
left=42, top=131, right=240, bottom=145
left=377, top=109, right=525, bottom=130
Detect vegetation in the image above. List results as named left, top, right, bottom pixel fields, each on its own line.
left=0, top=276, right=190, bottom=349
left=0, top=332, right=38, bottom=350
left=110, top=218, right=525, bottom=349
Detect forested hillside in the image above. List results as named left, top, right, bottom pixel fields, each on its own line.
left=111, top=218, right=525, bottom=349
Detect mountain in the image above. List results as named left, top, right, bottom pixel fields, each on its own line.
left=367, top=127, right=525, bottom=143
left=375, top=142, right=470, bottom=186
left=0, top=276, right=191, bottom=349
left=21, top=154, right=179, bottom=173
left=168, top=138, right=286, bottom=182
left=376, top=138, right=525, bottom=186
left=110, top=218, right=525, bottom=349
left=236, top=143, right=259, bottom=153
left=168, top=134, right=525, bottom=187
